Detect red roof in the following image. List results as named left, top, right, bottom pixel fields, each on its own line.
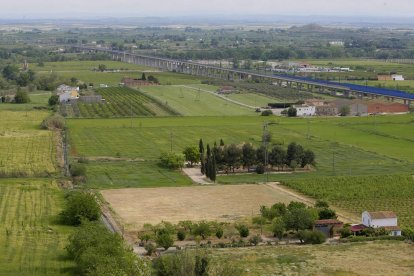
left=314, top=219, right=343, bottom=225
left=351, top=224, right=367, bottom=232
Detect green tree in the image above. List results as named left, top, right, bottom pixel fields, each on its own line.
left=48, top=94, right=59, bottom=106
left=272, top=217, right=286, bottom=240
left=235, top=224, right=250, bottom=238
left=98, top=64, right=107, bottom=72
left=183, top=146, right=200, bottom=167
left=60, top=191, right=100, bottom=225
left=159, top=152, right=185, bottom=170
left=224, top=144, right=242, bottom=173
left=242, top=143, right=256, bottom=171
left=302, top=149, right=315, bottom=167
left=156, top=233, right=174, bottom=250
left=141, top=73, right=147, bottom=80
left=287, top=107, right=297, bottom=117
left=192, top=221, right=212, bottom=240
left=286, top=142, right=304, bottom=167
left=14, top=90, right=30, bottom=103
left=2, top=64, right=19, bottom=80
left=318, top=208, right=337, bottom=220
left=269, top=145, right=287, bottom=170
left=283, top=208, right=315, bottom=231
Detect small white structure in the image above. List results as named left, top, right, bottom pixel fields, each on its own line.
left=57, top=84, right=79, bottom=103
left=391, top=74, right=404, bottom=81
left=362, top=211, right=401, bottom=236
left=294, top=105, right=316, bottom=117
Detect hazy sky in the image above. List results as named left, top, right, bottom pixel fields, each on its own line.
left=1, top=0, right=413, bottom=18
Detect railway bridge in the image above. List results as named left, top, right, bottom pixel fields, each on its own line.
left=72, top=46, right=413, bottom=105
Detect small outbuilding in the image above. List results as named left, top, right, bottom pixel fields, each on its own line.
left=314, top=219, right=343, bottom=237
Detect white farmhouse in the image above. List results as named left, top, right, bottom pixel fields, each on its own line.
left=362, top=211, right=401, bottom=236
left=56, top=84, right=80, bottom=103
left=294, top=105, right=316, bottom=117
left=391, top=74, right=404, bottom=81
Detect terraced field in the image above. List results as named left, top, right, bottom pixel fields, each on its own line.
left=0, top=179, right=75, bottom=275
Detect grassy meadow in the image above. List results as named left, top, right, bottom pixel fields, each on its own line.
left=141, top=85, right=255, bottom=116
left=0, top=110, right=58, bottom=177
left=0, top=178, right=75, bottom=275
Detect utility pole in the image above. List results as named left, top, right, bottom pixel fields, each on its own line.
left=170, top=131, right=173, bottom=152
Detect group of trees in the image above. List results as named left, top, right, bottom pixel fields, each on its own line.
left=257, top=200, right=335, bottom=244
left=187, top=140, right=316, bottom=177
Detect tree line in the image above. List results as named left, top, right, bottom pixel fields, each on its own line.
left=184, top=139, right=316, bottom=182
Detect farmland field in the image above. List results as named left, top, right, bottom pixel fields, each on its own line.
left=0, top=111, right=58, bottom=177
left=0, top=178, right=75, bottom=275
left=101, top=184, right=300, bottom=231
left=62, top=86, right=179, bottom=118
left=142, top=85, right=255, bottom=116
left=211, top=241, right=414, bottom=275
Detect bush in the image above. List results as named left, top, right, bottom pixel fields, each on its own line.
left=48, top=94, right=59, bottom=106
left=192, top=221, right=212, bottom=240
left=256, top=164, right=265, bottom=174
left=159, top=152, right=185, bottom=170
left=339, top=227, right=352, bottom=238
left=297, top=230, right=326, bottom=244
left=69, top=163, right=86, bottom=177
left=67, top=221, right=151, bottom=275
left=156, top=233, right=174, bottom=250
left=153, top=250, right=210, bottom=276
left=144, top=242, right=156, bottom=256
left=318, top=208, right=337, bottom=219
left=14, top=90, right=30, bottom=103
left=40, top=114, right=65, bottom=130
left=287, top=107, right=297, bottom=117
left=249, top=235, right=262, bottom=246
left=236, top=224, right=249, bottom=238
left=177, top=229, right=186, bottom=241
left=60, top=191, right=100, bottom=226
left=261, top=110, right=273, bottom=116
left=215, top=228, right=224, bottom=239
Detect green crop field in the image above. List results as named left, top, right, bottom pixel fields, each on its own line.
left=62, top=86, right=179, bottom=118
left=85, top=160, right=193, bottom=189
left=32, top=60, right=153, bottom=72
left=141, top=85, right=255, bottom=116
left=0, top=178, right=75, bottom=275
left=225, top=92, right=280, bottom=107
left=0, top=111, right=58, bottom=177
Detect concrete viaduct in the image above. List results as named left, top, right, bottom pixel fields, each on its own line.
left=71, top=46, right=413, bottom=105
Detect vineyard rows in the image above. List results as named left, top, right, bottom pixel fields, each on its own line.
left=62, top=87, right=180, bottom=118
left=283, top=174, right=414, bottom=228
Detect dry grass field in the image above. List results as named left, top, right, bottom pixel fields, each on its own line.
left=101, top=184, right=300, bottom=231
left=211, top=241, right=414, bottom=276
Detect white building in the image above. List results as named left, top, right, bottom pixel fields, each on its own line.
left=56, top=84, right=80, bottom=103
left=391, top=74, right=404, bottom=81
left=294, top=105, right=316, bottom=117
left=362, top=211, right=401, bottom=236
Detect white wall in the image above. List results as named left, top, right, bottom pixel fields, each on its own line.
left=362, top=212, right=398, bottom=227
left=295, top=105, right=316, bottom=116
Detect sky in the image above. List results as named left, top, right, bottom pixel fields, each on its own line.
left=0, top=0, right=413, bottom=19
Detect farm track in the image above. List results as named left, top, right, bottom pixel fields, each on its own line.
left=266, top=182, right=359, bottom=224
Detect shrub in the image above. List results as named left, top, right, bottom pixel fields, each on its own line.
left=287, top=107, right=297, bottom=117
left=297, top=230, right=326, bottom=244
left=339, top=227, right=352, bottom=239
left=144, top=242, right=156, bottom=256
left=67, top=221, right=151, bottom=275
left=48, top=94, right=59, bottom=106
left=60, top=191, right=100, bottom=225
left=256, top=164, right=265, bottom=174
left=159, top=152, right=185, bottom=170
left=249, top=235, right=262, bottom=246
left=156, top=233, right=174, bottom=250
left=177, top=229, right=186, bottom=241
left=14, top=90, right=30, bottom=103
left=236, top=224, right=249, bottom=238
left=192, top=221, right=212, bottom=240
left=69, top=163, right=86, bottom=177
left=40, top=114, right=65, bottom=130
left=261, top=110, right=273, bottom=116
left=318, top=208, right=337, bottom=219
left=215, top=228, right=224, bottom=239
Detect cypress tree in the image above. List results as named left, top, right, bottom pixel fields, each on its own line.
left=210, top=153, right=217, bottom=182
left=220, top=139, right=225, bottom=146
left=199, top=139, right=205, bottom=175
